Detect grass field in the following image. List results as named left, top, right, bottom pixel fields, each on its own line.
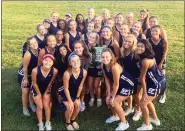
left=2, top=1, right=184, bottom=130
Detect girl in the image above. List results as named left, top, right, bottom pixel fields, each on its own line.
left=85, top=7, right=96, bottom=26
left=38, top=35, right=57, bottom=66
left=82, top=21, right=95, bottom=45
left=101, top=48, right=135, bottom=131
left=75, top=14, right=87, bottom=35
left=102, top=9, right=110, bottom=26
left=144, top=16, right=167, bottom=40
left=148, top=25, right=168, bottom=103
left=131, top=21, right=146, bottom=41
left=71, top=40, right=92, bottom=111
left=18, top=37, right=39, bottom=116
left=65, top=20, right=82, bottom=52
left=57, top=19, right=68, bottom=37
left=58, top=54, right=87, bottom=130
left=94, top=15, right=103, bottom=36
left=115, top=13, right=124, bottom=33
left=87, top=31, right=103, bottom=107
left=105, top=18, right=119, bottom=44
left=120, top=34, right=142, bottom=121
left=48, top=12, right=60, bottom=35
left=139, top=9, right=150, bottom=32
left=136, top=39, right=166, bottom=130
left=118, top=24, right=129, bottom=48
left=43, top=19, right=51, bottom=35
left=32, top=54, right=58, bottom=130
left=126, top=12, right=134, bottom=30
left=101, top=25, right=120, bottom=61
left=55, top=29, right=65, bottom=51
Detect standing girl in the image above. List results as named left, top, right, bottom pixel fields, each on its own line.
left=38, top=35, right=57, bottom=66
left=65, top=20, right=81, bottom=52
left=57, top=19, right=68, bottom=42
left=118, top=24, right=129, bottom=48
left=131, top=21, right=146, bottom=41
left=32, top=54, right=58, bottom=130
left=126, top=12, right=134, bottom=30
left=82, top=21, right=95, bottom=45
left=87, top=31, right=103, bottom=107
left=18, top=37, right=39, bottom=116
left=115, top=13, right=124, bottom=33
left=101, top=48, right=135, bottom=130
left=101, top=25, right=120, bottom=61
left=48, top=12, right=60, bottom=35
left=148, top=25, right=168, bottom=103
left=102, top=9, right=110, bottom=26
left=139, top=9, right=150, bottom=32
left=136, top=39, right=166, bottom=130
left=85, top=7, right=96, bottom=26
left=55, top=29, right=65, bottom=51
left=75, top=14, right=87, bottom=35
left=58, top=54, right=87, bottom=130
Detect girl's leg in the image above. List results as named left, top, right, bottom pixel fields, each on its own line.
left=134, top=87, right=143, bottom=112
left=71, top=101, right=80, bottom=120
left=88, top=77, right=94, bottom=99
left=33, top=95, right=43, bottom=124
left=147, top=102, right=159, bottom=120
left=63, top=101, right=74, bottom=124
left=43, top=93, right=52, bottom=123
left=22, top=88, right=29, bottom=109
left=94, top=78, right=102, bottom=107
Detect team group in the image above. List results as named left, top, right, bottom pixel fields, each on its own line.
left=17, top=7, right=168, bottom=131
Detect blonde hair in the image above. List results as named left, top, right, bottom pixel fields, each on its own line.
left=121, top=34, right=137, bottom=57
left=102, top=9, right=110, bottom=19
left=132, top=21, right=143, bottom=33
left=51, top=12, right=60, bottom=18
left=101, top=48, right=116, bottom=67
left=126, top=12, right=134, bottom=17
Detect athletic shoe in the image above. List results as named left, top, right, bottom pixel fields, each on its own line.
left=30, top=104, right=36, bottom=112
left=106, top=115, right=120, bottom=123
left=97, top=99, right=102, bottom=107
left=38, top=123, right=44, bottom=131
left=66, top=124, right=74, bottom=131
left=23, top=108, right=30, bottom=116
left=149, top=117, right=161, bottom=126
left=125, top=108, right=134, bottom=116
left=45, top=122, right=52, bottom=130
left=89, top=98, right=95, bottom=107
left=115, top=122, right=129, bottom=131
left=159, top=93, right=166, bottom=104
left=133, top=111, right=142, bottom=121
left=137, top=124, right=153, bottom=130
left=72, top=121, right=79, bottom=129
left=80, top=102, right=86, bottom=112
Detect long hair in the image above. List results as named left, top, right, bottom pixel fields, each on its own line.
left=140, top=9, right=149, bottom=23
left=75, top=14, right=86, bottom=28
left=101, top=48, right=116, bottom=68
left=132, top=21, right=143, bottom=33
left=57, top=19, right=68, bottom=34
left=56, top=44, right=70, bottom=63
left=121, top=34, right=137, bottom=58
left=138, top=39, right=155, bottom=60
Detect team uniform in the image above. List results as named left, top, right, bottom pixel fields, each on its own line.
left=118, top=33, right=124, bottom=48
left=31, top=66, right=54, bottom=96
left=120, top=53, right=140, bottom=94
left=138, top=61, right=166, bottom=96
left=76, top=26, right=86, bottom=35
left=103, top=64, right=135, bottom=96
left=102, top=38, right=116, bottom=56
left=68, top=31, right=81, bottom=51
left=87, top=45, right=103, bottom=77
left=18, top=49, right=39, bottom=88
left=57, top=68, right=84, bottom=102
left=148, top=38, right=166, bottom=70
left=48, top=23, right=58, bottom=35
left=145, top=28, right=151, bottom=39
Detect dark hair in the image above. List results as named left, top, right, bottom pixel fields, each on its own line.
left=140, top=9, right=149, bottom=22
left=56, top=44, right=70, bottom=61
left=151, top=25, right=161, bottom=30
left=75, top=14, right=86, bottom=27
left=149, top=16, right=158, bottom=21
left=46, top=35, right=56, bottom=46
left=138, top=39, right=155, bottom=60
left=57, top=19, right=68, bottom=34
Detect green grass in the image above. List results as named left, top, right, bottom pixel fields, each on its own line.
left=2, top=1, right=184, bottom=130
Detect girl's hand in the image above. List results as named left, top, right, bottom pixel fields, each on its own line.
left=23, top=79, right=29, bottom=87
left=106, top=95, right=111, bottom=105
left=110, top=97, right=115, bottom=107
left=142, top=93, right=148, bottom=102
left=158, top=63, right=163, bottom=70
left=68, top=100, right=74, bottom=112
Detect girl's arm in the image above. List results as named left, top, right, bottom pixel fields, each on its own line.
left=44, top=68, right=58, bottom=94
left=37, top=49, right=45, bottom=66
left=79, top=32, right=82, bottom=40
left=110, top=64, right=120, bottom=98
left=145, top=21, right=150, bottom=30
left=65, top=33, right=72, bottom=52
left=63, top=71, right=72, bottom=102
left=113, top=39, right=121, bottom=61
left=76, top=69, right=87, bottom=98
left=159, top=39, right=168, bottom=70
left=32, top=68, right=41, bottom=95
left=114, top=31, right=120, bottom=43
left=23, top=51, right=31, bottom=86
left=140, top=59, right=150, bottom=96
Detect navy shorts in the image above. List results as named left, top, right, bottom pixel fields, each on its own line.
left=147, top=78, right=166, bottom=96
left=17, top=74, right=32, bottom=88
left=88, top=67, right=103, bottom=77
left=31, top=85, right=51, bottom=97
left=57, top=86, right=76, bottom=102
left=117, top=81, right=134, bottom=96
left=133, top=78, right=139, bottom=95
